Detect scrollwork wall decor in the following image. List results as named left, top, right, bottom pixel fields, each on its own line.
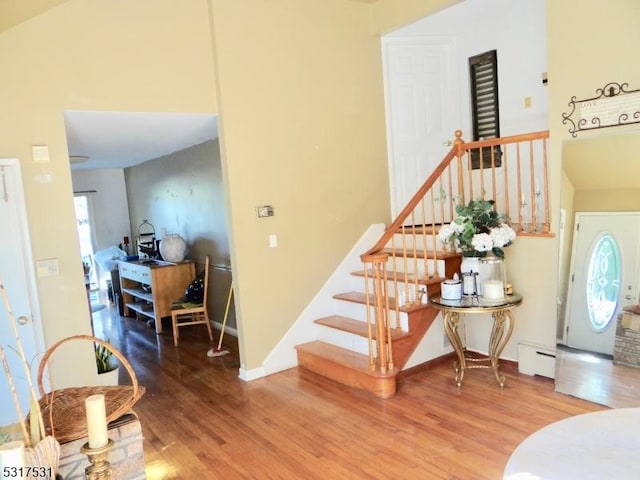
left=562, top=82, right=640, bottom=137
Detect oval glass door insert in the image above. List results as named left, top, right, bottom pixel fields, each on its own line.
left=586, top=234, right=621, bottom=331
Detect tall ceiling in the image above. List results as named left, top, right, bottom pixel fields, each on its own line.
left=64, top=111, right=219, bottom=170
left=2, top=0, right=378, bottom=170
left=0, top=0, right=380, bottom=34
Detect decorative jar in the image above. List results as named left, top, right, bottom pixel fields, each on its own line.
left=460, top=256, right=482, bottom=295
left=159, top=234, right=187, bottom=262
left=479, top=255, right=506, bottom=300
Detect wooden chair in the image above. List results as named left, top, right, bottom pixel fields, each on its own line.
left=171, top=256, right=214, bottom=347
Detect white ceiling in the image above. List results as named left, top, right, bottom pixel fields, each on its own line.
left=65, top=111, right=218, bottom=170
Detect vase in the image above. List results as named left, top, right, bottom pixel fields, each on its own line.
left=479, top=254, right=506, bottom=300
left=97, top=366, right=119, bottom=386
left=159, top=234, right=187, bottom=262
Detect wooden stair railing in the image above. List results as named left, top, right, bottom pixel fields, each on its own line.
left=296, top=130, right=550, bottom=397
left=360, top=130, right=551, bottom=377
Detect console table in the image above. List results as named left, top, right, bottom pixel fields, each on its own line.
left=118, top=259, right=195, bottom=334
left=431, top=294, right=523, bottom=388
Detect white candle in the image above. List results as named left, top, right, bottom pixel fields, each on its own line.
left=535, top=178, right=540, bottom=195
left=521, top=191, right=525, bottom=205
left=482, top=280, right=504, bottom=299
left=85, top=394, right=109, bottom=448
left=0, top=441, right=25, bottom=472
left=462, top=274, right=476, bottom=295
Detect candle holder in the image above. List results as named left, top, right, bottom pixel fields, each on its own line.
left=80, top=439, right=114, bottom=479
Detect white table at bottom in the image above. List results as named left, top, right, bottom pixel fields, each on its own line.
left=503, top=408, right=640, bottom=480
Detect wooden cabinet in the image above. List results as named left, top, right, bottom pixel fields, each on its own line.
left=118, top=259, right=195, bottom=334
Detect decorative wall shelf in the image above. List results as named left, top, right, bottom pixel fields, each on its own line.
left=562, top=82, right=640, bottom=137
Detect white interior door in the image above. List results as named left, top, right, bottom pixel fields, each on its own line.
left=0, top=160, right=44, bottom=427
left=565, top=213, right=640, bottom=355
left=382, top=36, right=461, bottom=222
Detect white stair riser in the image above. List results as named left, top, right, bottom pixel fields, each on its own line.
left=317, top=325, right=373, bottom=356
left=382, top=256, right=446, bottom=278
left=329, top=300, right=410, bottom=332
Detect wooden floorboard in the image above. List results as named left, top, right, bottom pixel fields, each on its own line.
left=555, top=345, right=640, bottom=409
left=92, top=306, right=605, bottom=480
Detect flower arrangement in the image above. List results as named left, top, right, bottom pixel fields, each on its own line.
left=438, top=198, right=516, bottom=258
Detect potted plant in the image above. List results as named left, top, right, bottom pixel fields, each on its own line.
left=95, top=341, right=119, bottom=386
left=438, top=198, right=517, bottom=297
left=437, top=198, right=516, bottom=259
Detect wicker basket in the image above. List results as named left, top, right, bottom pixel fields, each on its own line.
left=35, top=334, right=145, bottom=444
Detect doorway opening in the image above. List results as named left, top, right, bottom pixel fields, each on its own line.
left=74, top=193, right=100, bottom=304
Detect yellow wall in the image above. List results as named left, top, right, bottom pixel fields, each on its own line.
left=370, top=0, right=460, bottom=34
left=547, top=0, right=640, bottom=347
left=7, top=0, right=639, bottom=380
left=0, top=0, right=217, bottom=385
left=0, top=0, right=394, bottom=376
left=0, top=0, right=70, bottom=33
left=210, top=0, right=389, bottom=369
left=574, top=189, right=640, bottom=212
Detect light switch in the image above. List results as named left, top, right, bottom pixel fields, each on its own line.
left=269, top=234, right=278, bottom=248
left=32, top=145, right=50, bottom=163
left=36, top=258, right=59, bottom=277
left=256, top=205, right=274, bottom=218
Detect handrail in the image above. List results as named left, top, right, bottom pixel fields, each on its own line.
left=363, top=143, right=460, bottom=258
left=359, top=130, right=550, bottom=375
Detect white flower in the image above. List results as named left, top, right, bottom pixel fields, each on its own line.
left=490, top=224, right=516, bottom=248
left=437, top=223, right=455, bottom=243
left=451, top=220, right=466, bottom=234
left=471, top=233, right=493, bottom=252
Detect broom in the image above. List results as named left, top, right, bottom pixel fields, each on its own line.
left=207, top=284, right=233, bottom=358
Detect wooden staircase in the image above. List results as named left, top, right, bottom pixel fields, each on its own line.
left=296, top=130, right=550, bottom=398
left=296, top=248, right=461, bottom=398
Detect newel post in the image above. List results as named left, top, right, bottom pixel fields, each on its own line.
left=361, top=251, right=393, bottom=373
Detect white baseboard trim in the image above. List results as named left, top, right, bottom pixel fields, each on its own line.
left=238, top=366, right=266, bottom=382
left=518, top=341, right=556, bottom=378
left=212, top=320, right=237, bottom=338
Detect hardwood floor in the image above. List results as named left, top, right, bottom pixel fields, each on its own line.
left=92, top=306, right=605, bottom=480
left=555, top=345, right=640, bottom=409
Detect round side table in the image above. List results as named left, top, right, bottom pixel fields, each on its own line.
left=431, top=294, right=523, bottom=387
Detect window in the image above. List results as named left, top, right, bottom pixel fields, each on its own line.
left=586, top=234, right=621, bottom=331
left=469, top=50, right=501, bottom=169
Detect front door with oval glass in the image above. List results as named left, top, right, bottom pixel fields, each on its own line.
left=565, top=213, right=640, bottom=355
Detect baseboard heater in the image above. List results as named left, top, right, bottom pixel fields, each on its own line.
left=517, top=341, right=556, bottom=379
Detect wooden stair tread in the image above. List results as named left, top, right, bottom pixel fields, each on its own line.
left=351, top=269, right=445, bottom=286
left=314, top=315, right=411, bottom=340
left=296, top=341, right=395, bottom=378
left=333, top=291, right=433, bottom=313
left=382, top=248, right=460, bottom=260
left=396, top=224, right=443, bottom=235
